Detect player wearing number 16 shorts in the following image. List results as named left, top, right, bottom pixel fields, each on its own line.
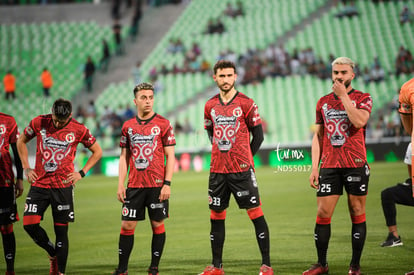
left=304, top=57, right=373, bottom=275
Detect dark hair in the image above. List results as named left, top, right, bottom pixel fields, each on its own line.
left=133, top=82, right=154, bottom=97
left=52, top=98, right=72, bottom=120
left=213, top=60, right=237, bottom=74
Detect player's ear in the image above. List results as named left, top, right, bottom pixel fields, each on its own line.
left=133, top=98, right=138, bottom=106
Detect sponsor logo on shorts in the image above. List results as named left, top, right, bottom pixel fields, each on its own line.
left=0, top=207, right=11, bottom=214
left=150, top=203, right=164, bottom=209
left=57, top=205, right=70, bottom=211
left=236, top=190, right=250, bottom=197
left=347, top=176, right=361, bottom=182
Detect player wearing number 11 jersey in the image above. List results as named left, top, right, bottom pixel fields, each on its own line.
left=199, top=60, right=273, bottom=275
left=304, top=57, right=372, bottom=275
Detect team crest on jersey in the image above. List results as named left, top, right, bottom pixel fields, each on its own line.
left=233, top=107, right=242, bottom=117
left=351, top=101, right=356, bottom=107
left=151, top=126, right=161, bottom=136
left=204, top=119, right=212, bottom=127
left=0, top=124, right=5, bottom=135
left=65, top=133, right=75, bottom=143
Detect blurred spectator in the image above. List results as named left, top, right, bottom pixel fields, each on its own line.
left=131, top=61, right=142, bottom=85
left=130, top=0, right=142, bottom=41
left=99, top=39, right=111, bottom=72
left=113, top=19, right=124, bottom=55
left=400, top=5, right=413, bottom=25
left=84, top=56, right=96, bottom=92
left=40, top=67, right=53, bottom=97
left=205, top=18, right=225, bottom=34
left=395, top=45, right=413, bottom=76
left=123, top=104, right=135, bottom=120
left=370, top=64, right=385, bottom=83
left=167, top=38, right=185, bottom=54
left=223, top=2, right=236, bottom=17
left=335, top=0, right=359, bottom=18
left=234, top=0, right=244, bottom=17
left=86, top=100, right=97, bottom=118
left=3, top=70, right=16, bottom=100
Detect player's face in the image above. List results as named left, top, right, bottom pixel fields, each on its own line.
left=213, top=67, right=237, bottom=93
left=332, top=64, right=354, bottom=88
left=52, top=115, right=71, bottom=129
left=134, top=89, right=154, bottom=115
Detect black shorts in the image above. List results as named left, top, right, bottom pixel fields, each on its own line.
left=0, top=186, right=19, bottom=225
left=121, top=187, right=169, bottom=221
left=317, top=164, right=370, bottom=197
left=24, top=186, right=75, bottom=223
left=208, top=167, right=261, bottom=211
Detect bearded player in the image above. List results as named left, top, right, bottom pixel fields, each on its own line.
left=112, top=82, right=175, bottom=275
left=199, top=60, right=273, bottom=275
left=303, top=57, right=372, bottom=275
left=17, top=98, right=102, bottom=275
left=0, top=112, right=23, bottom=275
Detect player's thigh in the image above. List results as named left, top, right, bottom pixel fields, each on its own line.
left=121, top=188, right=146, bottom=221
left=343, top=164, right=369, bottom=196
left=50, top=186, right=75, bottom=223
left=316, top=195, right=340, bottom=218
left=145, top=187, right=168, bottom=222
left=317, top=168, right=343, bottom=197
left=228, top=168, right=261, bottom=209
left=24, top=186, right=50, bottom=219
left=393, top=183, right=414, bottom=206
left=208, top=173, right=231, bottom=210
left=0, top=186, right=19, bottom=225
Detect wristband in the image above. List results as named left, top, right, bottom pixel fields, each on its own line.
left=163, top=180, right=171, bottom=186
left=79, top=170, right=86, bottom=178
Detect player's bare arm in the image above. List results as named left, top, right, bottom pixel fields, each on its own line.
left=11, top=142, right=24, bottom=197
left=159, top=145, right=175, bottom=202
left=310, top=124, right=323, bottom=189
left=117, top=147, right=130, bottom=203
left=400, top=113, right=413, bottom=135
left=67, top=142, right=102, bottom=185
left=16, top=133, right=38, bottom=183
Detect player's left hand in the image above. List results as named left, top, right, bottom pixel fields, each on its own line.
left=15, top=179, right=24, bottom=198
left=332, top=79, right=347, bottom=98
left=159, top=184, right=171, bottom=202
left=67, top=171, right=82, bottom=186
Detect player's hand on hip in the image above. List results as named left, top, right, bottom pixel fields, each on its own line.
left=24, top=168, right=38, bottom=183
left=309, top=169, right=319, bottom=189
left=67, top=172, right=82, bottom=186
left=117, top=185, right=126, bottom=203
left=159, top=185, right=171, bottom=202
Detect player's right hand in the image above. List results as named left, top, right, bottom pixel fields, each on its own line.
left=24, top=168, right=38, bottom=184
left=117, top=185, right=126, bottom=203
left=309, top=169, right=319, bottom=189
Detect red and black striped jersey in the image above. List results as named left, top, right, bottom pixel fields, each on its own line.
left=204, top=92, right=261, bottom=173
left=120, top=114, right=175, bottom=188
left=24, top=114, right=96, bottom=188
left=0, top=112, right=19, bottom=187
left=315, top=89, right=372, bottom=168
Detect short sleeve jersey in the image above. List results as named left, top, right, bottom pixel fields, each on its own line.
left=315, top=89, right=373, bottom=168
left=204, top=92, right=261, bottom=173
left=0, top=113, right=19, bottom=187
left=24, top=114, right=96, bottom=188
left=398, top=77, right=414, bottom=115
left=119, top=114, right=176, bottom=188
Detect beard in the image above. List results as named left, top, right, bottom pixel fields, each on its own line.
left=218, top=81, right=235, bottom=93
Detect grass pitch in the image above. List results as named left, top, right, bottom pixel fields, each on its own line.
left=2, top=162, right=413, bottom=274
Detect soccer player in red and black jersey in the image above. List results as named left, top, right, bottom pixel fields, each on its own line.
left=303, top=57, right=373, bottom=275
left=0, top=112, right=23, bottom=275
left=17, top=98, right=102, bottom=275
left=199, top=60, right=273, bottom=275
left=112, top=83, right=175, bottom=275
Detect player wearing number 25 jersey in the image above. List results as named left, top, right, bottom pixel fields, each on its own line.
left=304, top=57, right=372, bottom=275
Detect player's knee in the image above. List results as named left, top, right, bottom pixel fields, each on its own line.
left=210, top=210, right=226, bottom=220
left=23, top=223, right=40, bottom=235
left=0, top=224, right=13, bottom=234
left=381, top=188, right=392, bottom=201
left=247, top=206, right=264, bottom=220
left=120, top=221, right=137, bottom=232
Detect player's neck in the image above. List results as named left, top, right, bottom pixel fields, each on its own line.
left=137, top=110, right=154, bottom=120
left=220, top=89, right=237, bottom=103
